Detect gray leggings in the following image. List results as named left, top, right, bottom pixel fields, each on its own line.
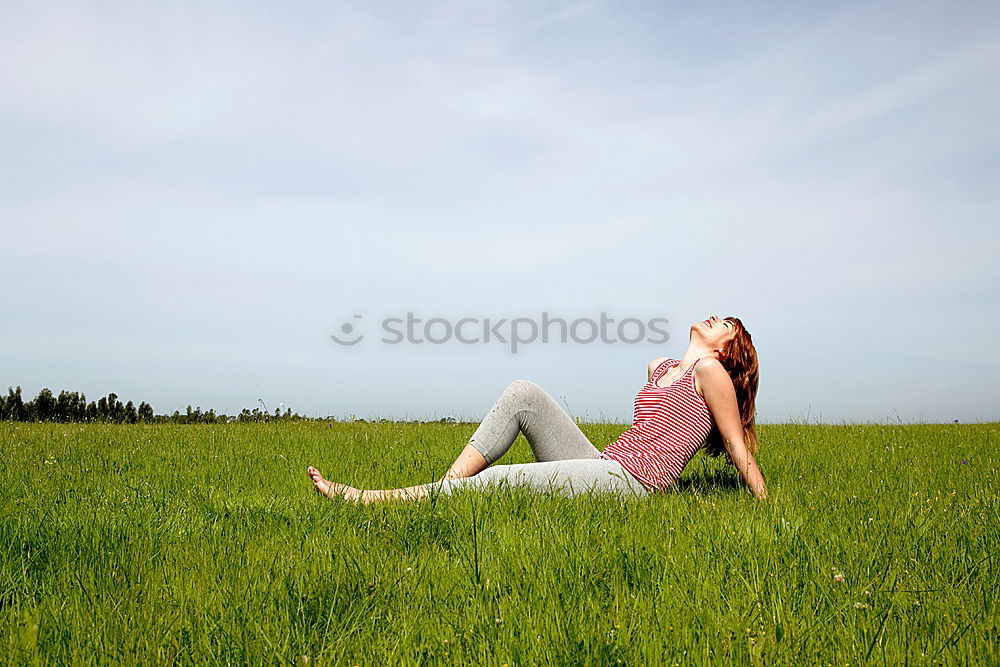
left=425, top=379, right=650, bottom=499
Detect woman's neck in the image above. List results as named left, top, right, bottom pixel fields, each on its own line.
left=678, top=342, right=717, bottom=369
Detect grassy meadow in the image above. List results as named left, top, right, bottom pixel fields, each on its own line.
left=1, top=420, right=997, bottom=665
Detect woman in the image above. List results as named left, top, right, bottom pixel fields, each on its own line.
left=307, top=314, right=768, bottom=503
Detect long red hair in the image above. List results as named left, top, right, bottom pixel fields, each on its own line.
left=703, top=316, right=759, bottom=460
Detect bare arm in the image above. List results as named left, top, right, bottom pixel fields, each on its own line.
left=696, top=358, right=768, bottom=500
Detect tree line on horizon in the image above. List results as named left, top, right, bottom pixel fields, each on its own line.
left=0, top=386, right=466, bottom=425
left=0, top=386, right=302, bottom=424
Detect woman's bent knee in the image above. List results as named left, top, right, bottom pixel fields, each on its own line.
left=506, top=378, right=542, bottom=394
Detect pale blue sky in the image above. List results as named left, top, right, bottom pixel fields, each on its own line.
left=2, top=1, right=998, bottom=425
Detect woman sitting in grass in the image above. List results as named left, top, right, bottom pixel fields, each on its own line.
left=308, top=314, right=768, bottom=503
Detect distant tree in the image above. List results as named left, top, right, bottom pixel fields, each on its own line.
left=56, top=391, right=74, bottom=422
left=124, top=400, right=138, bottom=424
left=138, top=401, right=154, bottom=422
left=12, top=387, right=26, bottom=421
left=107, top=393, right=123, bottom=422
left=32, top=388, right=56, bottom=421
left=85, top=401, right=98, bottom=422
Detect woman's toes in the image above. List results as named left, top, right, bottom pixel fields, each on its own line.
left=307, top=469, right=333, bottom=498
left=305, top=467, right=364, bottom=504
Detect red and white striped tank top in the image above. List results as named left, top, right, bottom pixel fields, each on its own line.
left=600, top=358, right=714, bottom=492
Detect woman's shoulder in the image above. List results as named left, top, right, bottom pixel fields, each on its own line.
left=692, top=356, right=732, bottom=397
left=647, top=356, right=678, bottom=383
left=693, top=356, right=726, bottom=375
left=647, top=356, right=672, bottom=376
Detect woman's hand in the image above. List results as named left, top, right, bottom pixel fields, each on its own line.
left=696, top=358, right=768, bottom=500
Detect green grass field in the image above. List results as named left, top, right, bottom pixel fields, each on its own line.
left=2, top=421, right=997, bottom=665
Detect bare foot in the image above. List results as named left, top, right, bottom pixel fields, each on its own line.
left=307, top=466, right=363, bottom=504
left=307, top=466, right=332, bottom=497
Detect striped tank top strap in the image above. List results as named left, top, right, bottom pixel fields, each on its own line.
left=651, top=358, right=676, bottom=382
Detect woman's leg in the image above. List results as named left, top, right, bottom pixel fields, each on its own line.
left=440, top=445, right=489, bottom=481
left=307, top=379, right=604, bottom=503
left=441, top=379, right=600, bottom=481
left=308, top=466, right=430, bottom=504
left=308, top=459, right=649, bottom=505
left=432, top=458, right=649, bottom=499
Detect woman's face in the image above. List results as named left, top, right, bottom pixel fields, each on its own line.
left=690, top=314, right=737, bottom=349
